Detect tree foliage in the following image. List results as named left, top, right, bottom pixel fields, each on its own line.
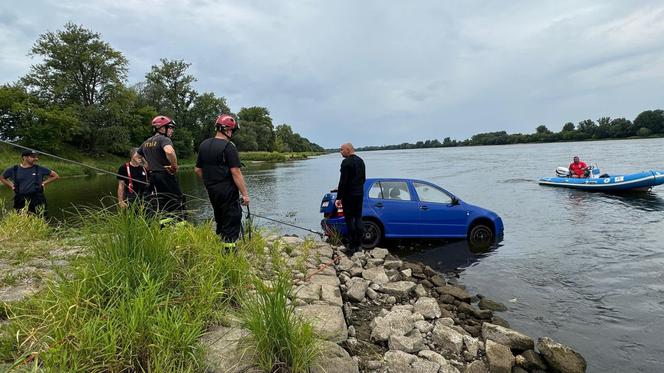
left=0, top=23, right=321, bottom=156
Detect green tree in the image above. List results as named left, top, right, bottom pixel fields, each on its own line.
left=190, top=92, right=231, bottom=148
left=22, top=22, right=128, bottom=107
left=561, top=122, right=575, bottom=132
left=236, top=107, right=275, bottom=151
left=633, top=110, right=664, bottom=134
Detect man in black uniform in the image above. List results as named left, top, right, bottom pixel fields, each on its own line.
left=138, top=115, right=184, bottom=218
left=335, top=143, right=366, bottom=253
left=0, top=149, right=59, bottom=214
left=195, top=114, right=250, bottom=250
left=117, top=148, right=149, bottom=208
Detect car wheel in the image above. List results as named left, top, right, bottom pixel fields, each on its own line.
left=362, top=220, right=382, bottom=249
left=468, top=224, right=494, bottom=249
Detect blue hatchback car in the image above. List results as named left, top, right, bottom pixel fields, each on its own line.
left=320, top=178, right=504, bottom=249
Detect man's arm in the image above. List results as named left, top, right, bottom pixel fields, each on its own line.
left=163, top=145, right=178, bottom=173
left=230, top=167, right=250, bottom=205
left=117, top=181, right=127, bottom=208
left=0, top=176, right=14, bottom=191
left=336, top=161, right=349, bottom=207
left=42, top=171, right=59, bottom=188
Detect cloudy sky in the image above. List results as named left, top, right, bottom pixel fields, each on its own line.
left=1, top=0, right=664, bottom=148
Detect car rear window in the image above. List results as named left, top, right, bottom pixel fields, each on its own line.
left=369, top=181, right=411, bottom=201
left=413, top=182, right=453, bottom=204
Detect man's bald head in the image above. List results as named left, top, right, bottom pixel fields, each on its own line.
left=340, top=143, right=355, bottom=158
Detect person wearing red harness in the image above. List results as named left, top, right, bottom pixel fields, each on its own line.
left=569, top=156, right=590, bottom=178
left=117, top=148, right=149, bottom=208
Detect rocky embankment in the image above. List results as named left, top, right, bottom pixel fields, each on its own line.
left=333, top=246, right=588, bottom=373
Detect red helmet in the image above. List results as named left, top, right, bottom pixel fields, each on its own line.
left=151, top=115, right=175, bottom=130
left=215, top=114, right=239, bottom=132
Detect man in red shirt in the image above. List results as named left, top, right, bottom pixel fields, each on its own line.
left=569, top=156, right=589, bottom=178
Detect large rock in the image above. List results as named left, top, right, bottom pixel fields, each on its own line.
left=370, top=309, right=416, bottom=342
left=464, top=360, right=488, bottom=373
left=346, top=278, right=369, bottom=302
left=478, top=297, right=507, bottom=312
left=371, top=248, right=390, bottom=259
left=485, top=339, right=514, bottom=373
left=294, top=283, right=321, bottom=303
left=435, top=285, right=471, bottom=302
left=482, top=323, right=534, bottom=351
left=388, top=330, right=425, bottom=353
left=458, top=302, right=492, bottom=319
left=383, top=350, right=440, bottom=373
left=310, top=340, right=359, bottom=373
left=537, top=337, right=587, bottom=373
left=418, top=350, right=460, bottom=373
left=384, top=259, right=403, bottom=269
left=432, top=323, right=464, bottom=355
left=362, top=266, right=390, bottom=284
left=413, top=297, right=442, bottom=319
left=202, top=326, right=261, bottom=372
left=294, top=305, right=348, bottom=342
left=321, top=284, right=343, bottom=306
left=516, top=349, right=547, bottom=371
left=379, top=281, right=417, bottom=297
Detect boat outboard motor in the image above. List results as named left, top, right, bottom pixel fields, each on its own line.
left=556, top=167, right=570, bottom=177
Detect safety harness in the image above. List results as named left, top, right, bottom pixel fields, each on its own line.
left=124, top=162, right=148, bottom=195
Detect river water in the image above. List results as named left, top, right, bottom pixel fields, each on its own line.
left=1, top=138, right=663, bottom=372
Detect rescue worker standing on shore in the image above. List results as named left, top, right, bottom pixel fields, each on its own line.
left=138, top=115, right=184, bottom=218
left=335, top=143, right=366, bottom=254
left=195, top=114, right=250, bottom=250
left=0, top=149, right=59, bottom=214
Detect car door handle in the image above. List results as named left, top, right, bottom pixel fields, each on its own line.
left=420, top=205, right=428, bottom=210
left=374, top=203, right=384, bottom=208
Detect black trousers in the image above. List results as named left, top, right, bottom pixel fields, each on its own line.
left=343, top=194, right=364, bottom=250
left=148, top=172, right=184, bottom=218
left=206, top=182, right=242, bottom=243
left=14, top=192, right=47, bottom=214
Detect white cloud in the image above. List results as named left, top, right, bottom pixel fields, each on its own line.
left=1, top=0, right=663, bottom=147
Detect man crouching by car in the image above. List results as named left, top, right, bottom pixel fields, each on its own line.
left=335, top=143, right=366, bottom=254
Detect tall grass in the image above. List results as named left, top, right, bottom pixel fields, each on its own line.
left=240, top=271, right=320, bottom=373
left=2, top=205, right=251, bottom=371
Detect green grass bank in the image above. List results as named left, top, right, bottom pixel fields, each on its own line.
left=0, top=206, right=321, bottom=372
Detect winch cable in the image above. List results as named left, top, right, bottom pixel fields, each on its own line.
left=240, top=205, right=325, bottom=238
left=1, top=139, right=327, bottom=237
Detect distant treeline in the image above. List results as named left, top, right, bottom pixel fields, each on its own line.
left=0, top=23, right=324, bottom=158
left=355, top=110, right=664, bottom=151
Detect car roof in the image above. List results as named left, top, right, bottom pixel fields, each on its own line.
left=366, top=178, right=432, bottom=184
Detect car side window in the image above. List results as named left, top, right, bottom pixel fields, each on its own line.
left=414, top=182, right=453, bottom=204
left=368, top=182, right=383, bottom=199
left=379, top=181, right=411, bottom=201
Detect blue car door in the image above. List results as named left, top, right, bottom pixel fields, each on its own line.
left=413, top=181, right=468, bottom=237
left=366, top=180, right=420, bottom=237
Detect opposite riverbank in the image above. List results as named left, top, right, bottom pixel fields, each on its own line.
left=0, top=143, right=322, bottom=178
left=0, top=208, right=587, bottom=372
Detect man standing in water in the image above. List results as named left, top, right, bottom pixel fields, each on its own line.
left=195, top=114, right=250, bottom=250
left=335, top=143, right=366, bottom=254
left=138, top=115, right=184, bottom=218
left=0, top=149, right=59, bottom=214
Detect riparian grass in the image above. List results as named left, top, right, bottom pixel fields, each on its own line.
left=1, top=205, right=251, bottom=371
left=240, top=271, right=320, bottom=373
